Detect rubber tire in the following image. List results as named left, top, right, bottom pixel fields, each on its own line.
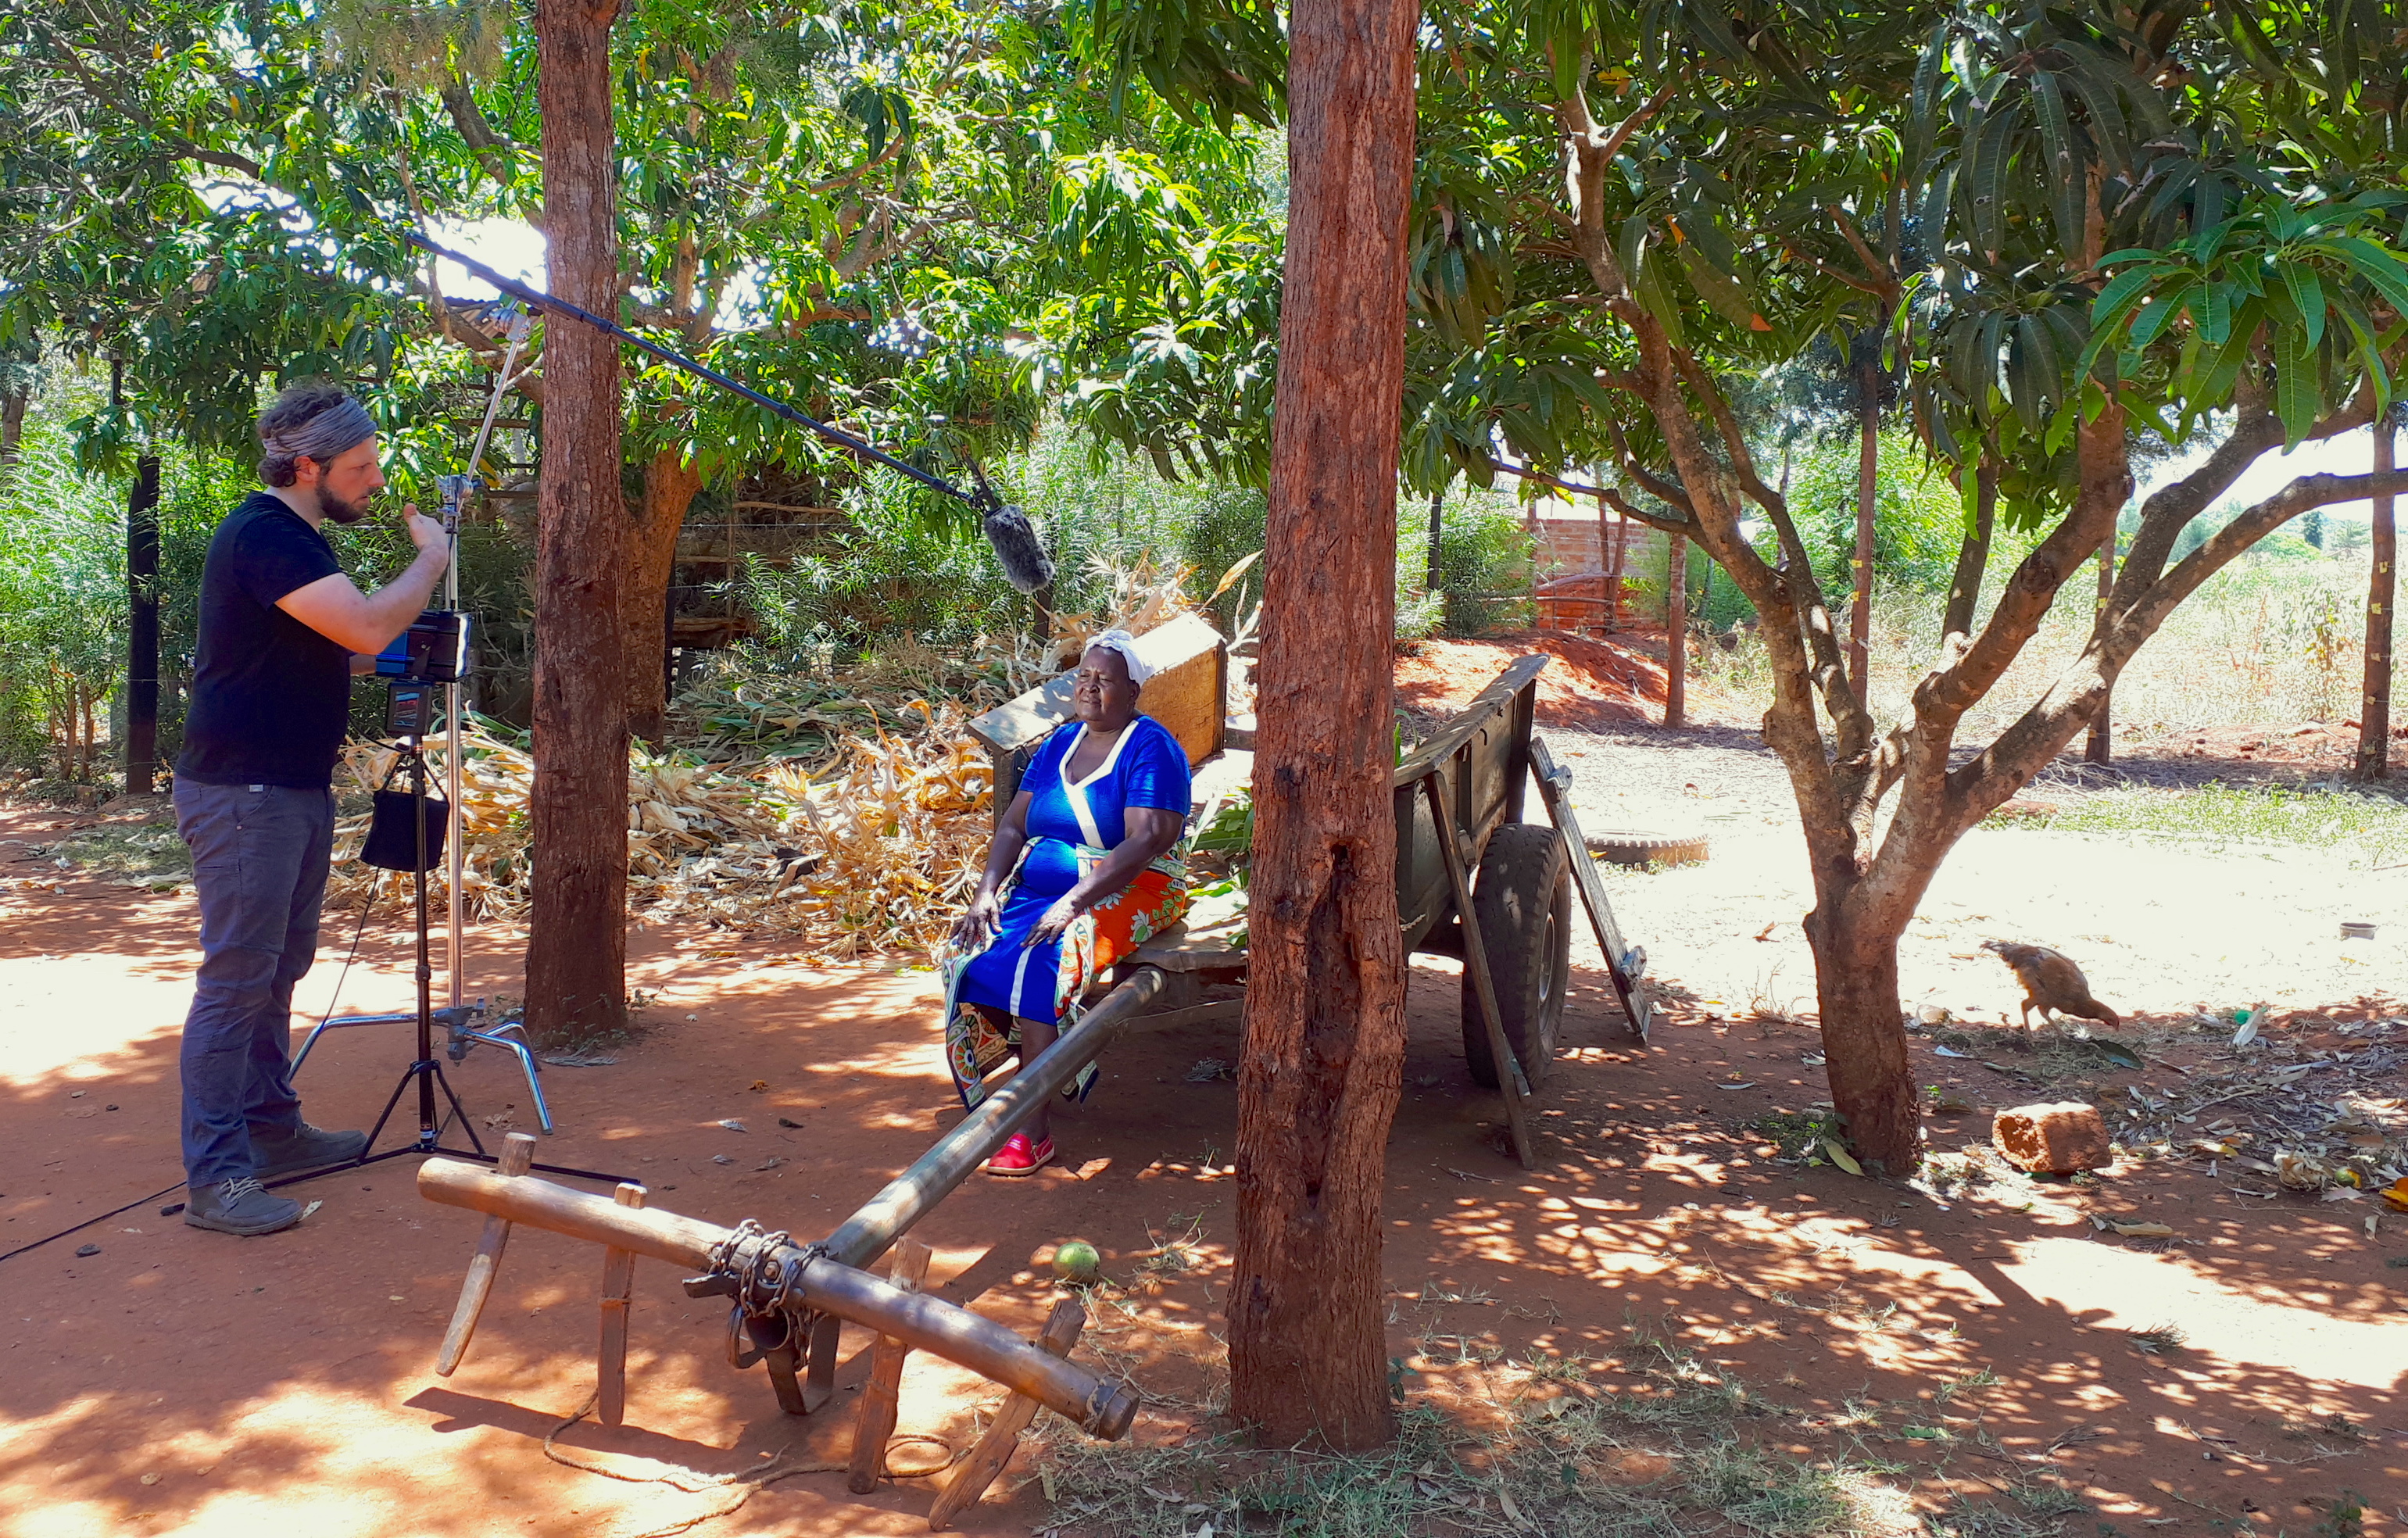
left=1460, top=823, right=1573, bottom=1091
left=1584, top=830, right=1710, bottom=867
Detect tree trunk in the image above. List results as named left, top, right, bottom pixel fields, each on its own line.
left=2356, top=415, right=2396, bottom=784
left=0, top=390, right=26, bottom=466
left=1848, top=378, right=1877, bottom=698
left=126, top=452, right=160, bottom=796
left=1664, top=531, right=1687, bottom=728
left=2085, top=524, right=2116, bottom=764
left=1227, top=0, right=1415, bottom=1454
left=525, top=0, right=628, bottom=1048
left=1941, top=455, right=1995, bottom=640
left=1426, top=487, right=1444, bottom=596
left=625, top=449, right=703, bottom=742
left=1802, top=902, right=1919, bottom=1173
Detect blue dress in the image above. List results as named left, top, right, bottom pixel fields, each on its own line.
left=942, top=715, right=1193, bottom=1107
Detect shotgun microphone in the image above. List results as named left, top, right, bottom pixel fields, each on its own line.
left=982, top=504, right=1055, bottom=594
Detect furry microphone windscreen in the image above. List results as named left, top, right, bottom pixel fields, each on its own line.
left=982, top=505, right=1055, bottom=594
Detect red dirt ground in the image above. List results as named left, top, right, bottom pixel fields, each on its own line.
left=1394, top=628, right=1756, bottom=731
left=2, top=792, right=2403, bottom=1535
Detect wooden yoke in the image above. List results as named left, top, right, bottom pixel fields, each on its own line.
left=436, top=1132, right=538, bottom=1375
left=417, top=1158, right=1138, bottom=1439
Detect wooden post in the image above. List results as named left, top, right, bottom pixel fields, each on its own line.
left=1603, top=500, right=1627, bottom=635
left=596, top=1181, right=648, bottom=1425
left=1423, top=773, right=1535, bottom=1168
left=847, top=1237, right=933, bottom=1492
left=436, top=1132, right=538, bottom=1374
left=1426, top=486, right=1444, bottom=596
left=126, top=452, right=160, bottom=796
left=926, top=1298, right=1083, bottom=1530
left=1665, top=531, right=1687, bottom=728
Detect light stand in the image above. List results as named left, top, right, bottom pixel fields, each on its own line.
left=344, top=705, right=489, bottom=1169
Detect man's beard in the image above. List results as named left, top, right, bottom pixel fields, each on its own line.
left=317, top=488, right=370, bottom=525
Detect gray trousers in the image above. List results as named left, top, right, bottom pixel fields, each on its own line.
left=174, top=779, right=335, bottom=1188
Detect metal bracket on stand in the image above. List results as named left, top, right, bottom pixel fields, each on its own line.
left=292, top=1001, right=556, bottom=1134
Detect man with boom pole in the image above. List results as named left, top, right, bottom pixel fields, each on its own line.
left=173, top=381, right=452, bottom=1236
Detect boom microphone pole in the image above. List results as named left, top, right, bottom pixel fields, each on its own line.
left=400, top=231, right=1054, bottom=593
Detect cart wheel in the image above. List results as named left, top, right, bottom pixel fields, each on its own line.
left=1461, top=824, right=1572, bottom=1090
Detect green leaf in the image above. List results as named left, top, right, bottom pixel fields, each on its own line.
left=2274, top=327, right=2317, bottom=448
left=2031, top=73, right=2085, bottom=250
left=1966, top=109, right=2015, bottom=259
left=1678, top=245, right=1764, bottom=331
left=2281, top=263, right=2327, bottom=349
left=2327, top=236, right=2408, bottom=322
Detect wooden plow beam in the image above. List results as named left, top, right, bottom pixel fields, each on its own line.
left=423, top=967, right=1172, bottom=1522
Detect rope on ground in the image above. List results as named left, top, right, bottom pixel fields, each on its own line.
left=538, top=1391, right=963, bottom=1538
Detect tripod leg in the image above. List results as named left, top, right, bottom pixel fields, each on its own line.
left=431, top=1064, right=488, bottom=1157
left=360, top=1065, right=417, bottom=1155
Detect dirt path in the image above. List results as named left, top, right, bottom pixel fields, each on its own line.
left=3, top=734, right=2405, bottom=1535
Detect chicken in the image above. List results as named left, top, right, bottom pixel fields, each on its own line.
left=1980, top=940, right=2120, bottom=1031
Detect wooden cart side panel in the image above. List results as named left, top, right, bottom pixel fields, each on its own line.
left=1393, top=655, right=1549, bottom=955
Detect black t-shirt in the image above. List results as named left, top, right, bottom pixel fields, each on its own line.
left=177, top=493, right=352, bottom=788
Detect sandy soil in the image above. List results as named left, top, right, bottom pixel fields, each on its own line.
left=3, top=647, right=2406, bottom=1534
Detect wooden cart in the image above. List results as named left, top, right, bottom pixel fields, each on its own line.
left=1123, top=653, right=1651, bottom=1164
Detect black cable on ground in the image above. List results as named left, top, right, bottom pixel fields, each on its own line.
left=0, top=1181, right=188, bottom=1267
left=2, top=889, right=381, bottom=1255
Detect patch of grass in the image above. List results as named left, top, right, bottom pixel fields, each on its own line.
left=1934, top=1366, right=2000, bottom=1405
left=1137, top=1211, right=1210, bottom=1276
left=2127, top=1324, right=2185, bottom=1357
left=46, top=817, right=191, bottom=885
left=2011, top=1480, right=2089, bottom=1516
left=1998, top=781, right=2408, bottom=868
left=2316, top=1491, right=2368, bottom=1538
left=1744, top=1108, right=1848, bottom=1163
left=1680, top=1441, right=1863, bottom=1535
left=1036, top=1354, right=1909, bottom=1537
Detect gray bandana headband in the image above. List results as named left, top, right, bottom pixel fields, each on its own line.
left=261, top=397, right=376, bottom=468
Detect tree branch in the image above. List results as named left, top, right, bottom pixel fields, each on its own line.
left=1488, top=459, right=1694, bottom=531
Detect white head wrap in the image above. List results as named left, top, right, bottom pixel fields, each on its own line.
left=1082, top=628, right=1154, bottom=687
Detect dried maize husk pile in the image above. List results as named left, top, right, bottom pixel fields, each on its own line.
left=320, top=557, right=1206, bottom=957
left=324, top=702, right=993, bottom=957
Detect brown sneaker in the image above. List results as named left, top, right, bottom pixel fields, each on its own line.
left=184, top=1176, right=302, bottom=1236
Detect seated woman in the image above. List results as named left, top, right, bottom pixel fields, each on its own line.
left=941, top=631, right=1192, bottom=1175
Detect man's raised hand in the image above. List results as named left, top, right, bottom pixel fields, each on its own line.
left=402, top=504, right=452, bottom=567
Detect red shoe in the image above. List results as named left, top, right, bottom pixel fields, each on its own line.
left=985, top=1132, right=1055, bottom=1176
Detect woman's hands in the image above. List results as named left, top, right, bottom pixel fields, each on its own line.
left=950, top=888, right=1004, bottom=950
left=1024, top=892, right=1085, bottom=948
